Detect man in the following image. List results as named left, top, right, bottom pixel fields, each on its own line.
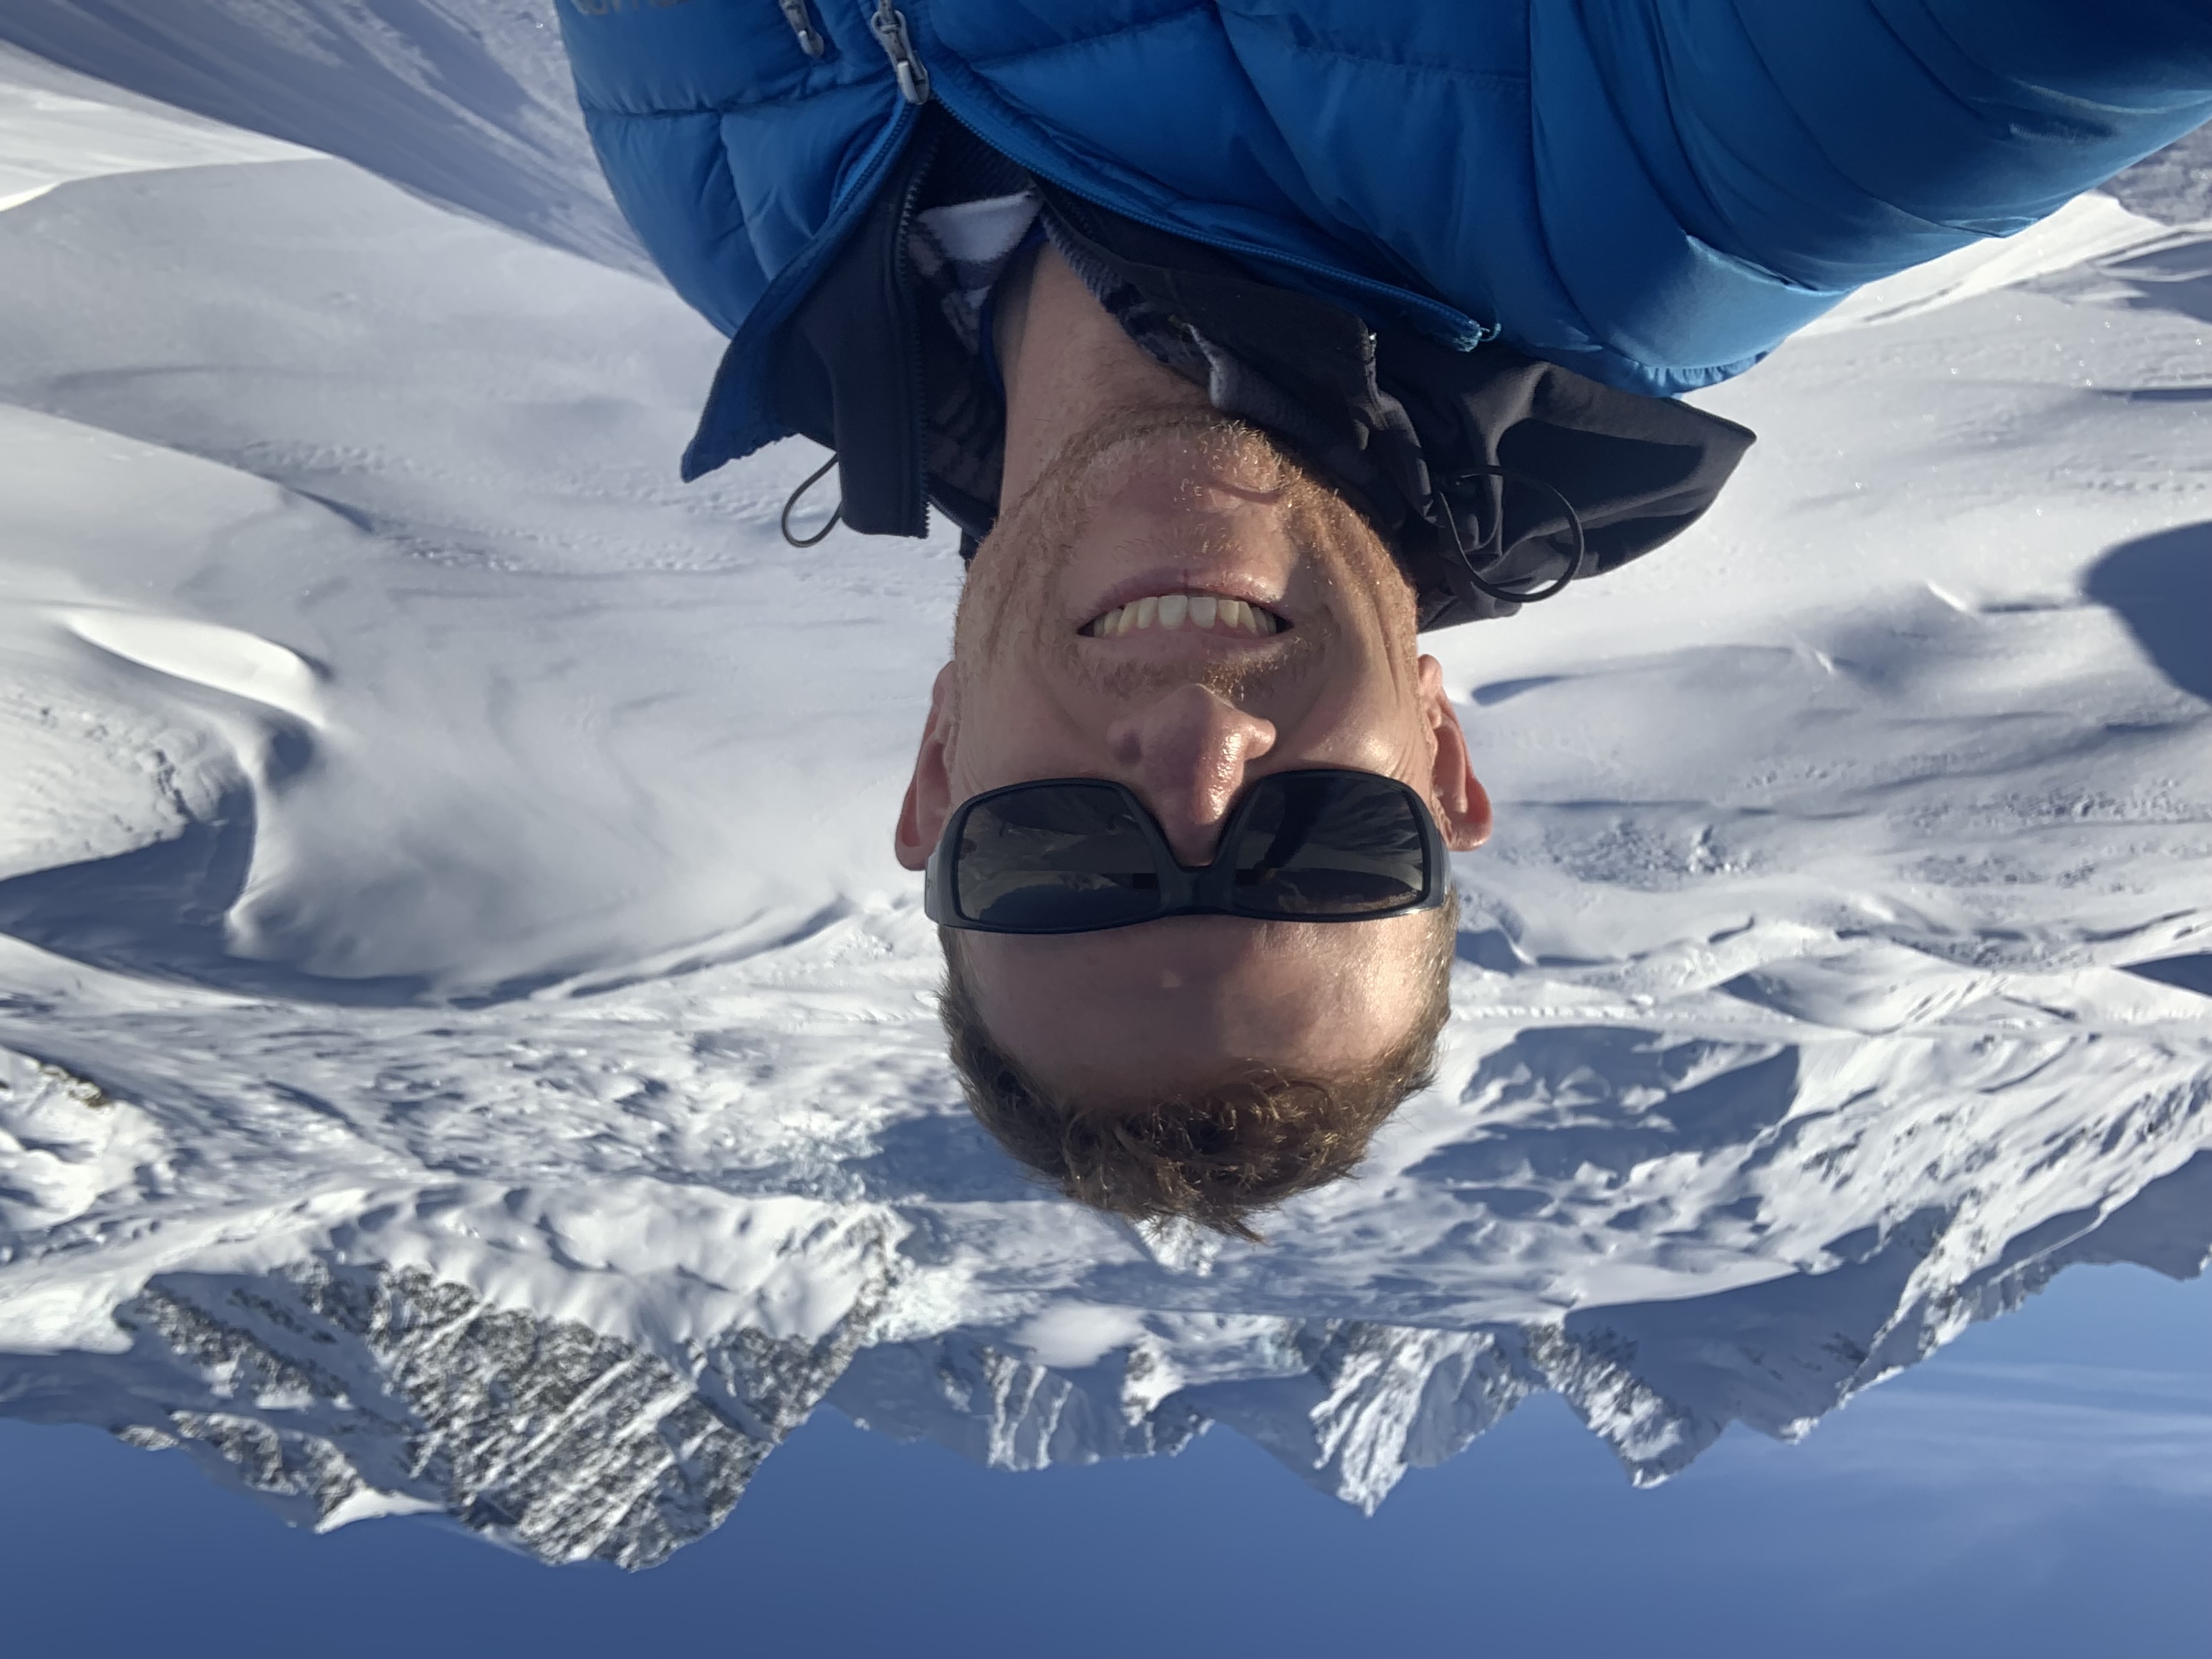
left=556, top=1, right=2212, bottom=1235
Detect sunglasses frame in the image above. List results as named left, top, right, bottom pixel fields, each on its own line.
left=924, top=767, right=1453, bottom=936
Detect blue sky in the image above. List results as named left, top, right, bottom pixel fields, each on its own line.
left=0, top=1261, right=2203, bottom=1659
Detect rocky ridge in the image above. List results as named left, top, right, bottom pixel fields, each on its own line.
left=0, top=1147, right=2201, bottom=1561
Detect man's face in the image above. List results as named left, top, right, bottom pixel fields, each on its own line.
left=895, top=415, right=1489, bottom=1101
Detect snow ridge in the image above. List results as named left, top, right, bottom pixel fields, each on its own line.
left=0, top=1, right=641, bottom=271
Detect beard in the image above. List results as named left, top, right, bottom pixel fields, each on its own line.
left=956, top=410, right=1410, bottom=701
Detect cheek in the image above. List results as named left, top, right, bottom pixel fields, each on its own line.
left=948, top=670, right=1102, bottom=796
left=1269, top=675, right=1426, bottom=774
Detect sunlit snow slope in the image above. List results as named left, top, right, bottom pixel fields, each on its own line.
left=0, top=6, right=2206, bottom=1568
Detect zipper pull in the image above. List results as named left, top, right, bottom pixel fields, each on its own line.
left=870, top=0, right=931, bottom=105
left=777, top=0, right=826, bottom=57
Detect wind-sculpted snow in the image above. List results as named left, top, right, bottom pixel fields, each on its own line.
left=0, top=19, right=2208, bottom=1569
left=0, top=2, right=640, bottom=269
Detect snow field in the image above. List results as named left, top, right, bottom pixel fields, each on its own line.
left=0, top=11, right=2204, bottom=1549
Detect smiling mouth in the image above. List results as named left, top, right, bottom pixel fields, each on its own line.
left=1081, top=591, right=1289, bottom=639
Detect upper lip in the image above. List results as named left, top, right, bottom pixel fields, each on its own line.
left=1075, top=570, right=1292, bottom=634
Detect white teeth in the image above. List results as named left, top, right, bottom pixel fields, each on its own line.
left=1087, top=592, right=1284, bottom=637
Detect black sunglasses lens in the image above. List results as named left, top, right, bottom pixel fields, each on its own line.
left=1227, top=772, right=1430, bottom=916
left=952, top=784, right=1164, bottom=930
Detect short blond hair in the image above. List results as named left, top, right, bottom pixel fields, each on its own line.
left=937, top=892, right=1456, bottom=1240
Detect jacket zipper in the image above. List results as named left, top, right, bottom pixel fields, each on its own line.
left=777, top=0, right=827, bottom=58
left=702, top=3, right=1491, bottom=479
left=886, top=117, right=942, bottom=534
left=857, top=8, right=1493, bottom=347
left=870, top=0, right=931, bottom=105
left=685, top=91, right=919, bottom=477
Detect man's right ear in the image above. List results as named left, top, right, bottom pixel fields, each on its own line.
left=894, top=663, right=959, bottom=871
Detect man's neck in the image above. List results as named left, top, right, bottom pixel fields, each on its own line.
left=993, top=244, right=1213, bottom=513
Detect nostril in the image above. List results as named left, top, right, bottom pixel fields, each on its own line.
left=1104, top=715, right=1145, bottom=765
left=1111, top=687, right=1277, bottom=843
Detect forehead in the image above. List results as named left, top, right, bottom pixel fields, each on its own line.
left=956, top=912, right=1435, bottom=1091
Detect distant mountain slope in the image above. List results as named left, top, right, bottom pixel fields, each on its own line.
left=2106, top=120, right=2212, bottom=226
left=4, top=1050, right=2201, bottom=1562
left=0, top=1, right=642, bottom=270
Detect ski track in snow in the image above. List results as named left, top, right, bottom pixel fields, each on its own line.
left=0, top=7, right=2207, bottom=1567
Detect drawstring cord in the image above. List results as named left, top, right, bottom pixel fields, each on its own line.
left=781, top=452, right=844, bottom=547
left=1438, top=463, right=1585, bottom=605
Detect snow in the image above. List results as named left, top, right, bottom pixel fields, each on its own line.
left=0, top=41, right=304, bottom=211
left=1797, top=191, right=2189, bottom=336
left=0, top=7, right=2206, bottom=1564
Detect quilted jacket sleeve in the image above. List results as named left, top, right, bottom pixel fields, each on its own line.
left=1535, top=0, right=2212, bottom=377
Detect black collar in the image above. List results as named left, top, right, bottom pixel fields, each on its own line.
left=761, top=109, right=1756, bottom=628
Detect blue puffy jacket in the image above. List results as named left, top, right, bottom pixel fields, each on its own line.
left=557, top=0, right=2212, bottom=474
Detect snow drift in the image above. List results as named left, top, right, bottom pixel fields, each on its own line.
left=0, top=6, right=2206, bottom=1568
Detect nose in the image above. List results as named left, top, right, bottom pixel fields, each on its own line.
left=1105, top=684, right=1278, bottom=865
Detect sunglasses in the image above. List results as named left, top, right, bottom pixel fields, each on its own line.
left=924, top=768, right=1451, bottom=935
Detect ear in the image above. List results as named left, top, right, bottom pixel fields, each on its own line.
left=894, top=663, right=960, bottom=871
left=1416, top=654, right=1491, bottom=851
